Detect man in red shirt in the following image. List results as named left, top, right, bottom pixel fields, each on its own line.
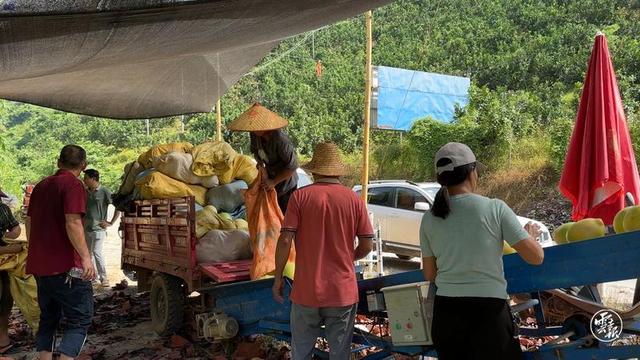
left=26, top=145, right=96, bottom=360
left=272, top=142, right=373, bottom=360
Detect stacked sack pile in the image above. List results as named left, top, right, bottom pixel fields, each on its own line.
left=116, top=141, right=258, bottom=265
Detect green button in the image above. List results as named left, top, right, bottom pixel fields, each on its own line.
left=395, top=323, right=402, bottom=330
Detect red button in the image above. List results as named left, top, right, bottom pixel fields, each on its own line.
left=406, top=322, right=413, bottom=329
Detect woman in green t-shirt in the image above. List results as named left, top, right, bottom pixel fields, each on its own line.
left=420, top=142, right=544, bottom=360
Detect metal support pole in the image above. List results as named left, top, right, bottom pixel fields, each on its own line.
left=216, top=98, right=222, bottom=142
left=625, top=193, right=640, bottom=305
left=360, top=10, right=373, bottom=204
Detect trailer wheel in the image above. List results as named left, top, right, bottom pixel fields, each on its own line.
left=150, top=274, right=184, bottom=336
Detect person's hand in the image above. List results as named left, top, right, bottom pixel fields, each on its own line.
left=4, top=244, right=23, bottom=254
left=525, top=222, right=541, bottom=240
left=261, top=178, right=276, bottom=191
left=99, top=220, right=111, bottom=229
left=258, top=165, right=268, bottom=178
left=272, top=277, right=284, bottom=303
left=81, top=257, right=97, bottom=281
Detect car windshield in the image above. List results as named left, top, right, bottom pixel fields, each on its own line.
left=420, top=185, right=440, bottom=200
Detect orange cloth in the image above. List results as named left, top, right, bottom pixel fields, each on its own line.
left=244, top=173, right=294, bottom=279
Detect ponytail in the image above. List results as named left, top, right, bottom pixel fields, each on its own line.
left=432, top=186, right=451, bottom=219
left=431, top=159, right=476, bottom=219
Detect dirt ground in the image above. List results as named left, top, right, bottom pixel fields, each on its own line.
left=102, top=218, right=131, bottom=287
left=7, top=216, right=638, bottom=359
left=5, top=219, right=424, bottom=360
left=10, top=218, right=162, bottom=360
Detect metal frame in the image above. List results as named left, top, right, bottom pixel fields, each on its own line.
left=356, top=219, right=384, bottom=277
left=202, top=231, right=640, bottom=359
left=121, top=196, right=201, bottom=291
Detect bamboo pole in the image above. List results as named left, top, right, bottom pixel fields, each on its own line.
left=361, top=11, right=373, bottom=203
left=216, top=98, right=222, bottom=142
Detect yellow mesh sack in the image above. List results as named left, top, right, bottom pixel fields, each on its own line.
left=137, top=142, right=194, bottom=169
left=135, top=172, right=207, bottom=205
left=191, top=141, right=237, bottom=177
left=196, top=206, right=238, bottom=238
left=217, top=155, right=258, bottom=185
left=0, top=245, right=40, bottom=332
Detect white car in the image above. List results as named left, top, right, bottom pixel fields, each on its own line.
left=296, top=168, right=313, bottom=188
left=353, top=181, right=554, bottom=259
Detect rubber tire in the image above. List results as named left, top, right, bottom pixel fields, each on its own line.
left=396, top=254, right=413, bottom=260
left=150, top=273, right=185, bottom=336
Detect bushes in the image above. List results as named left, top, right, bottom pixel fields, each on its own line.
left=3, top=0, right=640, bottom=205
left=394, top=85, right=536, bottom=179
left=627, top=110, right=640, bottom=168
left=548, top=117, right=575, bottom=173
left=366, top=81, right=585, bottom=183
left=0, top=138, right=21, bottom=198
left=371, top=132, right=423, bottom=181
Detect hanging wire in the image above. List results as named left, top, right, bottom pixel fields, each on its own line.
left=243, top=33, right=315, bottom=77
left=243, top=22, right=340, bottom=77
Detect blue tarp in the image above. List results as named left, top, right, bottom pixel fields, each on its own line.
left=372, top=66, right=471, bottom=131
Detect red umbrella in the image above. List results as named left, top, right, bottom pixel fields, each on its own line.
left=559, top=32, right=640, bottom=225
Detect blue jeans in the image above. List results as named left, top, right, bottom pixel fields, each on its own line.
left=35, top=274, right=94, bottom=357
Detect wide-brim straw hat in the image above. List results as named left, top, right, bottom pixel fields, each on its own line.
left=303, top=142, right=350, bottom=177
left=227, top=103, right=288, bottom=131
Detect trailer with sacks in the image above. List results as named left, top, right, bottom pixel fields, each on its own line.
left=121, top=190, right=640, bottom=358
left=1, top=1, right=639, bottom=358
left=120, top=195, right=256, bottom=338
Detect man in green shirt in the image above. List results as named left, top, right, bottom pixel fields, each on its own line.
left=83, top=169, right=120, bottom=287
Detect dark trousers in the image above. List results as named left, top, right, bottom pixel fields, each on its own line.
left=290, top=303, right=358, bottom=360
left=35, top=274, right=94, bottom=358
left=432, top=295, right=522, bottom=360
left=277, top=187, right=296, bottom=215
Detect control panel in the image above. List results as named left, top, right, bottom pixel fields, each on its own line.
left=381, top=281, right=435, bottom=346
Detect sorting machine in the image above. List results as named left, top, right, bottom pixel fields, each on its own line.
left=122, top=196, right=640, bottom=359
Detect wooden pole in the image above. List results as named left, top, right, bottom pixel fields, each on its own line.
left=216, top=98, right=222, bottom=142
left=360, top=11, right=373, bottom=203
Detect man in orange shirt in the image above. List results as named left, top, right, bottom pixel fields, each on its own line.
left=272, top=142, right=373, bottom=360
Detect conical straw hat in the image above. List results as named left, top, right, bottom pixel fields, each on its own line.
left=302, top=142, right=350, bottom=177
left=227, top=103, right=288, bottom=131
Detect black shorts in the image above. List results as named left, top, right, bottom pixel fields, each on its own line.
left=432, top=295, right=522, bottom=360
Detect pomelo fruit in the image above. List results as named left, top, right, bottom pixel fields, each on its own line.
left=502, top=241, right=516, bottom=255
left=283, top=261, right=296, bottom=280
left=552, top=222, right=575, bottom=244
left=623, top=205, right=640, bottom=232
left=613, top=207, right=630, bottom=234
left=566, top=218, right=606, bottom=242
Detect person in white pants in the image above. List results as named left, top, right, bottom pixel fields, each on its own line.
left=83, top=169, right=120, bottom=287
